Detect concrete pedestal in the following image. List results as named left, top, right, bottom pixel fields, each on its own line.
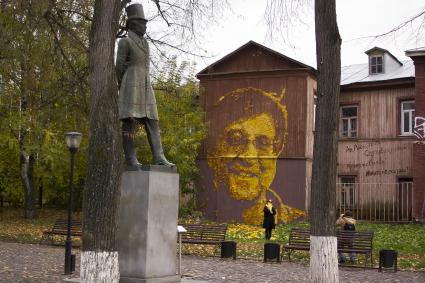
left=118, top=166, right=180, bottom=283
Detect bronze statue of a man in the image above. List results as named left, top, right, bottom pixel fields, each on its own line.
left=116, top=3, right=175, bottom=169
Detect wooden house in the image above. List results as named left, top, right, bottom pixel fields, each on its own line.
left=336, top=47, right=417, bottom=221
left=195, top=41, right=316, bottom=224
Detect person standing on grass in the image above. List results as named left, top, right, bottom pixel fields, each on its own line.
left=336, top=210, right=356, bottom=264
left=263, top=199, right=277, bottom=240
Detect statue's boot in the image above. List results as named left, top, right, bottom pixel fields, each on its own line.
left=144, top=119, right=175, bottom=167
left=122, top=119, right=142, bottom=170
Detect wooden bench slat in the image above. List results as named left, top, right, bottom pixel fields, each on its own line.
left=178, top=224, right=227, bottom=246
left=283, top=228, right=374, bottom=267
left=41, top=218, right=82, bottom=246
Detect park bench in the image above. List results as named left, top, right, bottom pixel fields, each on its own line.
left=282, top=228, right=310, bottom=261
left=40, top=218, right=82, bottom=246
left=337, top=230, right=374, bottom=267
left=179, top=223, right=228, bottom=251
left=282, top=228, right=374, bottom=267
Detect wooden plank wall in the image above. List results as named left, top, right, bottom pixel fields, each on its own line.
left=305, top=76, right=316, bottom=158
left=338, top=140, right=412, bottom=183
left=208, top=44, right=302, bottom=74
left=340, top=87, right=414, bottom=138
left=199, top=74, right=311, bottom=159
left=338, top=86, right=415, bottom=183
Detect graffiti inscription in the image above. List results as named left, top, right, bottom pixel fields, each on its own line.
left=414, top=116, right=425, bottom=139
left=345, top=142, right=378, bottom=153
left=364, top=145, right=408, bottom=158
left=365, top=167, right=408, bottom=177
left=346, top=159, right=385, bottom=170
left=342, top=143, right=410, bottom=177
left=346, top=142, right=407, bottom=157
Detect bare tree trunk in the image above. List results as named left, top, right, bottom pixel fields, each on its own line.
left=80, top=1, right=123, bottom=282
left=310, top=0, right=341, bottom=282
left=19, top=148, right=36, bottom=219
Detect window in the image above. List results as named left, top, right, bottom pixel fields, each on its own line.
left=401, top=100, right=415, bottom=135
left=340, top=105, right=357, bottom=138
left=398, top=178, right=413, bottom=220
left=370, top=55, right=383, bottom=74
left=339, top=176, right=356, bottom=208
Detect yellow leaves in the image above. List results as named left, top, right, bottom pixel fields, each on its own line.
left=227, top=223, right=263, bottom=240
left=0, top=208, right=81, bottom=243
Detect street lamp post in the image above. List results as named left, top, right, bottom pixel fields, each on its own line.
left=64, top=132, right=82, bottom=275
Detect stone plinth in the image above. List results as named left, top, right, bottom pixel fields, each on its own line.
left=118, top=166, right=180, bottom=283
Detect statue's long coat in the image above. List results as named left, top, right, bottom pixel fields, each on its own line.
left=116, top=30, right=158, bottom=120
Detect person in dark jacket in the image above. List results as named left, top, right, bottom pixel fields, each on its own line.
left=336, top=210, right=356, bottom=263
left=263, top=199, right=277, bottom=240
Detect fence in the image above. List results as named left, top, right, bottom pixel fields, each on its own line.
left=336, top=182, right=413, bottom=223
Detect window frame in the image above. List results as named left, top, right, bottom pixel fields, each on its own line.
left=340, top=104, right=358, bottom=138
left=400, top=100, right=415, bottom=136
left=370, top=55, right=384, bottom=74
left=338, top=175, right=357, bottom=209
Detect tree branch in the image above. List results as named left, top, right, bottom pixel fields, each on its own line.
left=44, top=10, right=89, bottom=53
left=346, top=7, right=425, bottom=42
left=151, top=0, right=171, bottom=27
left=56, top=8, right=93, bottom=22
left=146, top=34, right=209, bottom=58
left=44, top=13, right=89, bottom=91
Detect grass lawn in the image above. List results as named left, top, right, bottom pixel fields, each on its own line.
left=1, top=207, right=424, bottom=270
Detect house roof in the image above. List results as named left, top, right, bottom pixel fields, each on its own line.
left=197, top=40, right=315, bottom=76
left=364, top=46, right=403, bottom=66
left=197, top=41, right=415, bottom=87
left=341, top=60, right=414, bottom=86
left=405, top=46, right=425, bottom=57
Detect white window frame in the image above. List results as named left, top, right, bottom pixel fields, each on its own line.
left=400, top=100, right=415, bottom=136
left=340, top=105, right=358, bottom=138
left=370, top=55, right=384, bottom=74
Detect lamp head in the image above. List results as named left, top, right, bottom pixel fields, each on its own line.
left=65, top=132, right=82, bottom=151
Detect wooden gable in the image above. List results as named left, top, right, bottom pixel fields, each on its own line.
left=197, top=41, right=314, bottom=76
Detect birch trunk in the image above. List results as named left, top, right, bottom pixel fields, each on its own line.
left=310, top=236, right=338, bottom=283
left=81, top=1, right=123, bottom=282
left=310, top=0, right=341, bottom=282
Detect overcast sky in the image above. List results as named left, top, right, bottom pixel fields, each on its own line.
left=200, top=0, right=424, bottom=70
left=136, top=0, right=425, bottom=72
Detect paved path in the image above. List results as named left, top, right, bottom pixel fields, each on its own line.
left=1, top=241, right=424, bottom=282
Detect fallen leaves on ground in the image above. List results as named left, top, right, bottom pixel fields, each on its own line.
left=1, top=208, right=424, bottom=270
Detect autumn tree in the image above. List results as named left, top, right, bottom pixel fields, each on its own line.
left=309, top=0, right=341, bottom=282
left=77, top=0, right=123, bottom=281
left=0, top=0, right=90, bottom=217
left=151, top=58, right=206, bottom=212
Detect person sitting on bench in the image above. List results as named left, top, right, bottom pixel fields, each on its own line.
left=336, top=210, right=356, bottom=264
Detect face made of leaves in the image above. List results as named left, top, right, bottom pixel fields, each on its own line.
left=208, top=113, right=282, bottom=201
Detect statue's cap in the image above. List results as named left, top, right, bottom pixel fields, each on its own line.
left=126, top=4, right=147, bottom=21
